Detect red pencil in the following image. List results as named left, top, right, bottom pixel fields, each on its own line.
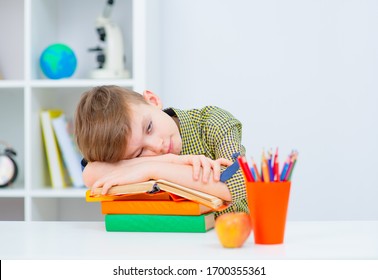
left=237, top=156, right=254, bottom=182
left=273, top=147, right=279, bottom=181
left=242, top=156, right=255, bottom=182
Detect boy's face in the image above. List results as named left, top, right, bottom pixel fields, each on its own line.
left=123, top=92, right=182, bottom=159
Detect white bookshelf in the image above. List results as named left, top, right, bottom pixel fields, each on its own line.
left=0, top=0, right=159, bottom=221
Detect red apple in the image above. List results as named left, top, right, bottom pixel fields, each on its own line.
left=215, top=212, right=252, bottom=248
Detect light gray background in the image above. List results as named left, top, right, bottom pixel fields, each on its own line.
left=154, top=0, right=378, bottom=221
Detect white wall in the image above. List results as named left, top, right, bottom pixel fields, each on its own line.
left=0, top=0, right=24, bottom=79
left=157, top=0, right=378, bottom=221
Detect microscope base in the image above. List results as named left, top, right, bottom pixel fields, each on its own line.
left=90, top=68, right=130, bottom=79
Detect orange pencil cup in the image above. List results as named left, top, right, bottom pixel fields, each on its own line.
left=246, top=181, right=291, bottom=245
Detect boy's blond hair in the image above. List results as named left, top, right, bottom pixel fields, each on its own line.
left=74, top=85, right=147, bottom=162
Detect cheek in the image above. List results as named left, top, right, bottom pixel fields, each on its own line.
left=142, top=150, right=160, bottom=157
left=174, top=136, right=182, bottom=154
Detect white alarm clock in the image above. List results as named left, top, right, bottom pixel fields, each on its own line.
left=0, top=141, right=18, bottom=188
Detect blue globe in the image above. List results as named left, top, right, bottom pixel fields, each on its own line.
left=40, top=44, right=77, bottom=79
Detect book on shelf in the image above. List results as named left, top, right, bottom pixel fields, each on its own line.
left=105, top=213, right=215, bottom=232
left=51, top=114, right=84, bottom=188
left=90, top=180, right=228, bottom=210
left=40, top=109, right=66, bottom=188
left=101, top=200, right=213, bottom=215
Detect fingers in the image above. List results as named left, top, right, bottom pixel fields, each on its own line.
left=190, top=155, right=212, bottom=183
left=199, top=156, right=211, bottom=183
left=91, top=176, right=115, bottom=195
left=192, top=155, right=211, bottom=182
left=100, top=180, right=117, bottom=195
left=191, top=156, right=201, bottom=181
left=212, top=160, right=221, bottom=182
left=188, top=155, right=233, bottom=183
left=207, top=157, right=233, bottom=182
left=216, top=158, right=233, bottom=166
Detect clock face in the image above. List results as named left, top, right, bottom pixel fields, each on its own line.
left=0, top=155, right=16, bottom=186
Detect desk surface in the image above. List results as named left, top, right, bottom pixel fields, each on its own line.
left=0, top=221, right=377, bottom=260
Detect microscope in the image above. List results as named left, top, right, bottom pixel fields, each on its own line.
left=89, top=0, right=130, bottom=79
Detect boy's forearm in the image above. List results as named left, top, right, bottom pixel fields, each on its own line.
left=82, top=161, right=115, bottom=187
left=83, top=157, right=233, bottom=201
left=147, top=162, right=232, bottom=201
left=82, top=155, right=175, bottom=187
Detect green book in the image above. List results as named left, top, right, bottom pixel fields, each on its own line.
left=105, top=213, right=215, bottom=233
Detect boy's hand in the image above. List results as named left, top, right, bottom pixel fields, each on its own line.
left=91, top=162, right=153, bottom=195
left=129, top=154, right=232, bottom=183
left=171, top=155, right=232, bottom=183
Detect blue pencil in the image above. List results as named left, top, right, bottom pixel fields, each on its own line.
left=250, top=167, right=257, bottom=182
left=280, top=156, right=291, bottom=181
left=267, top=149, right=274, bottom=181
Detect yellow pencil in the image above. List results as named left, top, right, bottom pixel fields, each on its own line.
left=261, top=150, right=270, bottom=183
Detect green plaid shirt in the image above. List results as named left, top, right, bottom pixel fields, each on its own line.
left=164, top=106, right=249, bottom=215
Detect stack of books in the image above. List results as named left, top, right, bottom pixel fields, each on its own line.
left=87, top=180, right=228, bottom=233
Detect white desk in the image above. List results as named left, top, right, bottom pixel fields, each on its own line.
left=0, top=221, right=377, bottom=259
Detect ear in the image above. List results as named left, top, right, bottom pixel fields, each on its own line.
left=143, top=90, right=163, bottom=109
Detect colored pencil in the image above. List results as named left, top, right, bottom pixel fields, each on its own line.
left=273, top=147, right=279, bottom=181
left=280, top=155, right=291, bottom=181
left=284, top=151, right=296, bottom=181
left=245, top=149, right=298, bottom=183
left=287, top=151, right=298, bottom=181
left=251, top=157, right=261, bottom=182
left=237, top=156, right=254, bottom=182
left=267, top=149, right=274, bottom=181
left=250, top=167, right=257, bottom=182
left=261, top=151, right=270, bottom=183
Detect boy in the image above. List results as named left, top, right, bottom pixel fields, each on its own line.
left=75, top=85, right=248, bottom=214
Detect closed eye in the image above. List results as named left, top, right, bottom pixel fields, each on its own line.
left=147, top=121, right=153, bottom=134
left=137, top=121, right=152, bottom=157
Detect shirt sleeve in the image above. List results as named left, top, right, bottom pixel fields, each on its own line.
left=214, top=120, right=247, bottom=204
left=203, top=107, right=249, bottom=213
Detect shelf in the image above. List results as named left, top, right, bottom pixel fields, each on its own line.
left=0, top=0, right=156, bottom=221
left=0, top=185, right=26, bottom=198
left=30, top=0, right=133, bottom=80
left=0, top=0, right=24, bottom=80
left=30, top=188, right=87, bottom=198
left=31, top=196, right=103, bottom=221
left=0, top=80, right=25, bottom=88
left=30, top=79, right=135, bottom=88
